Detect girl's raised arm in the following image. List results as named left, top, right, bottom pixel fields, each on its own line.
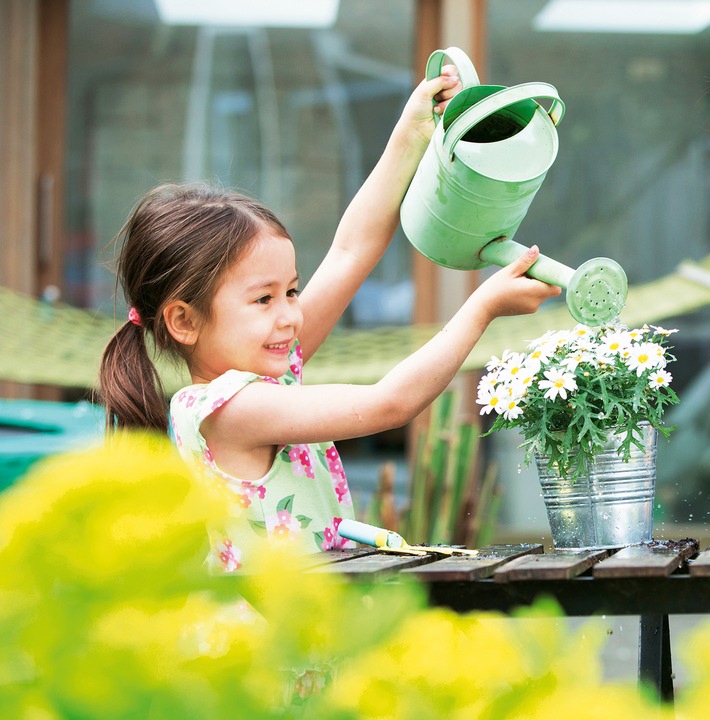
left=202, top=248, right=561, bottom=464
left=296, top=67, right=461, bottom=363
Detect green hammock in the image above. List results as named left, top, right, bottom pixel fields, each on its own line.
left=2, top=256, right=709, bottom=394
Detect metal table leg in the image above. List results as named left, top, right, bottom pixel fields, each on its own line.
left=639, top=614, right=674, bottom=704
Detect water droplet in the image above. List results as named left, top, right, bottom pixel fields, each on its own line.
left=517, top=464, right=522, bottom=474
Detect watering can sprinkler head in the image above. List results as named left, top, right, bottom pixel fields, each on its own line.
left=564, top=257, right=628, bottom=326
left=478, top=237, right=628, bottom=326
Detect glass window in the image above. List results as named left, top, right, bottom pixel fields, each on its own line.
left=485, top=0, right=710, bottom=529
left=64, top=0, right=416, bottom=326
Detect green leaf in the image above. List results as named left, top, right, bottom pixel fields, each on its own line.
left=296, top=514, right=312, bottom=529
left=249, top=520, right=267, bottom=536
left=277, top=495, right=294, bottom=513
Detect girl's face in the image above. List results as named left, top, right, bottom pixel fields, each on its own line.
left=189, top=231, right=303, bottom=382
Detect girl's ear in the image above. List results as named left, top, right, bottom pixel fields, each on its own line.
left=163, top=301, right=199, bottom=346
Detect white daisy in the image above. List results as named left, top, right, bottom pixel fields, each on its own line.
left=627, top=342, right=663, bottom=376
left=650, top=325, right=678, bottom=337
left=485, top=348, right=517, bottom=373
left=514, top=369, right=536, bottom=390
left=598, top=330, right=631, bottom=356
left=477, top=386, right=503, bottom=415
left=648, top=370, right=673, bottom=388
left=526, top=345, right=555, bottom=371
left=478, top=373, right=499, bottom=393
left=501, top=397, right=524, bottom=420
left=537, top=368, right=578, bottom=401
left=498, top=352, right=527, bottom=382
left=571, top=324, right=594, bottom=341
left=561, top=350, right=595, bottom=372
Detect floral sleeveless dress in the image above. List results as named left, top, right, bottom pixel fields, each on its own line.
left=169, top=342, right=355, bottom=573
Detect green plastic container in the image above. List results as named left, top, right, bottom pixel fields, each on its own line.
left=0, top=400, right=104, bottom=489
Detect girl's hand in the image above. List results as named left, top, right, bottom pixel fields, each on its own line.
left=475, top=246, right=562, bottom=320
left=395, top=65, right=462, bottom=148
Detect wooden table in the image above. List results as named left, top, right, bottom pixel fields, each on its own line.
left=315, top=539, right=708, bottom=705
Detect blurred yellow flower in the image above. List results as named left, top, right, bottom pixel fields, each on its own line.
left=0, top=433, right=692, bottom=719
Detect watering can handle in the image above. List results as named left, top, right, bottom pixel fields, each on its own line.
left=425, top=46, right=481, bottom=88
left=442, top=82, right=566, bottom=159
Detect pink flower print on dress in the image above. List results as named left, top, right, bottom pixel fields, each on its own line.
left=204, top=446, right=214, bottom=464
left=241, top=481, right=266, bottom=500
left=325, top=446, right=346, bottom=480
left=334, top=479, right=352, bottom=505
left=211, top=397, right=227, bottom=413
left=265, top=509, right=302, bottom=542
left=216, top=538, right=242, bottom=573
left=235, top=480, right=266, bottom=509
left=177, top=390, right=188, bottom=404
left=171, top=418, right=183, bottom=448
left=185, top=394, right=196, bottom=409
left=287, top=445, right=315, bottom=479
left=325, top=446, right=351, bottom=504
left=289, top=343, right=303, bottom=382
left=320, top=517, right=352, bottom=551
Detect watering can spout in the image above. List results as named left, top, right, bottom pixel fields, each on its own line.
left=479, top=238, right=628, bottom=326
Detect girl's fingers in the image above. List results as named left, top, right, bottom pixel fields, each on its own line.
left=432, top=66, right=462, bottom=108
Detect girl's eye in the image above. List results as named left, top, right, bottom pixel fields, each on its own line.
left=287, top=288, right=300, bottom=298
left=256, top=295, right=272, bottom=305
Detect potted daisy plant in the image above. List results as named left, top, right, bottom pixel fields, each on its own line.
left=477, top=323, right=680, bottom=549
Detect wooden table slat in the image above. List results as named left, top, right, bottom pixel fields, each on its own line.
left=302, top=548, right=376, bottom=568
left=493, top=549, right=610, bottom=582
left=309, top=551, right=436, bottom=577
left=593, top=540, right=699, bottom=579
left=689, top=548, right=710, bottom=577
left=400, top=543, right=544, bottom=582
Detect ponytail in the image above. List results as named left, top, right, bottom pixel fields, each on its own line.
left=98, top=321, right=169, bottom=433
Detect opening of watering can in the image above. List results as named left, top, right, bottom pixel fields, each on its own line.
left=443, top=86, right=537, bottom=142
left=441, top=84, right=561, bottom=183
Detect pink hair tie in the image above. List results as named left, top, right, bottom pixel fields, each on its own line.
left=128, top=307, right=142, bottom=326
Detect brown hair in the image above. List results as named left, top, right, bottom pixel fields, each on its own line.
left=98, top=183, right=290, bottom=432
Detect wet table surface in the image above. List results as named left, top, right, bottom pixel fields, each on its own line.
left=314, top=539, right=708, bottom=704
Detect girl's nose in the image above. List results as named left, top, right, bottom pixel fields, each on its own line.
left=276, top=299, right=302, bottom=328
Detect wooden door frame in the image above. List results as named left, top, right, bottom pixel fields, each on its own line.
left=413, top=0, right=487, bottom=326
left=0, top=0, right=68, bottom=399
left=36, top=0, right=69, bottom=299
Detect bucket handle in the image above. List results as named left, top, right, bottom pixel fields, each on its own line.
left=426, top=46, right=481, bottom=90
left=442, top=82, right=565, bottom=160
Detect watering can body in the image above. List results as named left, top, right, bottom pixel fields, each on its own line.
left=400, top=49, right=564, bottom=271
left=401, top=48, right=628, bottom=326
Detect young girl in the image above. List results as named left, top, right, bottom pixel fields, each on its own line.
left=99, top=66, right=561, bottom=565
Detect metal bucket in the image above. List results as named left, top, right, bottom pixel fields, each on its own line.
left=535, top=423, right=657, bottom=550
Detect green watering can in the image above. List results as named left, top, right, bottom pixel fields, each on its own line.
left=400, top=47, right=627, bottom=326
